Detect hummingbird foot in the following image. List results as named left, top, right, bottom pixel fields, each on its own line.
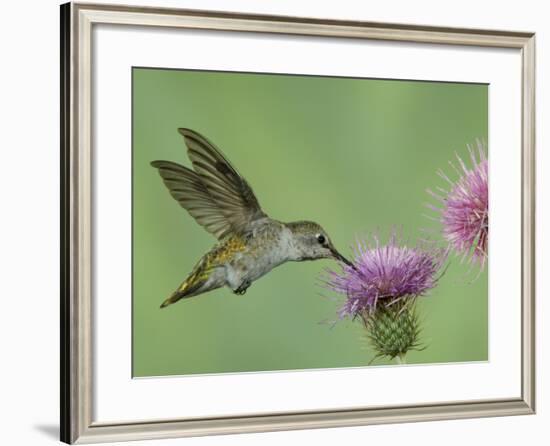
left=233, top=280, right=251, bottom=295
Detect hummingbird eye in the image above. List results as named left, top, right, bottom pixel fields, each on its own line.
left=316, top=234, right=326, bottom=244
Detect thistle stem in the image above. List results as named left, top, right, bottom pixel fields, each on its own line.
left=396, top=354, right=407, bottom=365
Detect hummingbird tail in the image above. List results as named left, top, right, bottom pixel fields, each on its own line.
left=160, top=291, right=185, bottom=308
left=159, top=277, right=205, bottom=308
left=160, top=250, right=224, bottom=309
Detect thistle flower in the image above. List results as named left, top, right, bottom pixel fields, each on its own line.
left=326, top=232, right=447, bottom=319
left=323, top=232, right=447, bottom=363
left=427, top=141, right=488, bottom=267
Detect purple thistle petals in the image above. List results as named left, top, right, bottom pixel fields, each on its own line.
left=325, top=232, right=447, bottom=318
left=428, top=141, right=488, bottom=267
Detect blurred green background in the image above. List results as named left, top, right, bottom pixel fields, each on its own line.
left=132, top=68, right=488, bottom=377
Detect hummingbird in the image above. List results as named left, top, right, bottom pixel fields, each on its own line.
left=151, top=128, right=354, bottom=308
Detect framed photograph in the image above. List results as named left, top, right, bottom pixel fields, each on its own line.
left=60, top=2, right=536, bottom=444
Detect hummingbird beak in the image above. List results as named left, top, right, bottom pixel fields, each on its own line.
left=330, top=246, right=357, bottom=271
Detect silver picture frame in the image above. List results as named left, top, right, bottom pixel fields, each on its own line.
left=60, top=2, right=536, bottom=443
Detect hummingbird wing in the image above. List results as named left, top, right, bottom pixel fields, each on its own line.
left=179, top=128, right=267, bottom=235
left=151, top=129, right=267, bottom=240
left=150, top=160, right=234, bottom=239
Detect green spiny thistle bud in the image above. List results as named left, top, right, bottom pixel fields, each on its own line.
left=360, top=301, right=423, bottom=363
